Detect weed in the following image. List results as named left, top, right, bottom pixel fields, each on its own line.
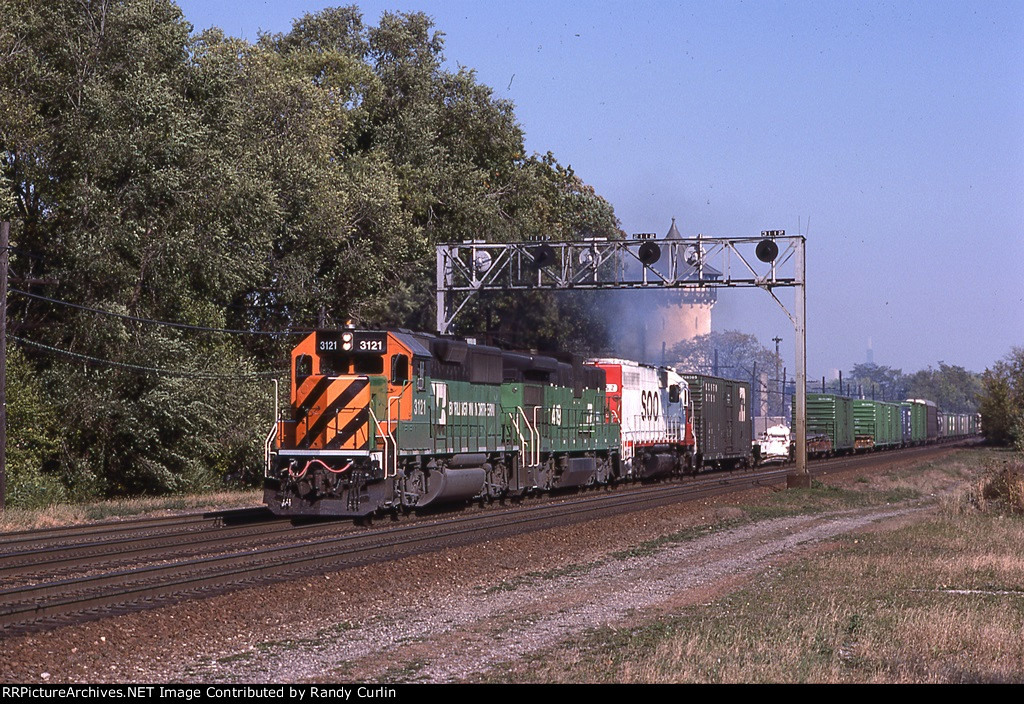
left=979, top=461, right=1024, bottom=513
left=484, top=560, right=604, bottom=593
left=611, top=523, right=734, bottom=560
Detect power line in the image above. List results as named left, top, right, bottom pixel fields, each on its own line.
left=10, top=288, right=314, bottom=337
left=12, top=335, right=285, bottom=380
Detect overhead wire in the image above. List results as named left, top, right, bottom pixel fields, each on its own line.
left=10, top=288, right=314, bottom=336
left=12, top=335, right=286, bottom=380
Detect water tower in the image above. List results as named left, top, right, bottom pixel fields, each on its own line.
left=647, top=218, right=720, bottom=361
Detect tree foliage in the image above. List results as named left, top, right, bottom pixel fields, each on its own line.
left=978, top=348, right=1024, bottom=449
left=847, top=363, right=907, bottom=402
left=0, top=2, right=622, bottom=505
left=668, top=330, right=786, bottom=417
left=847, top=362, right=982, bottom=413
left=905, top=363, right=983, bottom=414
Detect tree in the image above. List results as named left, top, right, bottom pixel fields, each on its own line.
left=905, top=363, right=983, bottom=413
left=0, top=2, right=624, bottom=501
left=847, top=363, right=908, bottom=402
left=978, top=348, right=1024, bottom=449
left=668, top=330, right=785, bottom=416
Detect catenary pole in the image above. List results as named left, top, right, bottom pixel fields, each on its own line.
left=790, top=236, right=809, bottom=487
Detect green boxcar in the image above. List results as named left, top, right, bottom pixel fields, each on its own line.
left=853, top=400, right=894, bottom=449
left=853, top=400, right=877, bottom=449
left=804, top=393, right=855, bottom=452
left=900, top=401, right=927, bottom=444
left=855, top=399, right=901, bottom=448
left=883, top=402, right=901, bottom=447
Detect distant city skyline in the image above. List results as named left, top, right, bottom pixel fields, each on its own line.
left=176, top=0, right=1024, bottom=378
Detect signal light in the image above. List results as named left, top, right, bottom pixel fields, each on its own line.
left=529, top=243, right=556, bottom=268
left=756, top=238, right=779, bottom=263
left=473, top=250, right=492, bottom=274
left=638, top=241, right=661, bottom=265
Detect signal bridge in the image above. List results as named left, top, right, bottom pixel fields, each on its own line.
left=435, top=230, right=810, bottom=486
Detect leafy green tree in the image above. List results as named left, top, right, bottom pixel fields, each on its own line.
left=847, top=363, right=908, bottom=402
left=978, top=348, right=1024, bottom=449
left=0, top=2, right=624, bottom=501
left=1, top=0, right=276, bottom=497
left=905, top=363, right=983, bottom=413
left=4, top=347, right=67, bottom=507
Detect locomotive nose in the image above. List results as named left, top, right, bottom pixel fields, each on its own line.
left=295, top=374, right=372, bottom=450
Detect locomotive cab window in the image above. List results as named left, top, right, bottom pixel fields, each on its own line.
left=391, top=354, right=410, bottom=385
left=669, top=384, right=681, bottom=404
left=295, top=354, right=312, bottom=384
left=319, top=354, right=341, bottom=376
left=353, top=356, right=384, bottom=375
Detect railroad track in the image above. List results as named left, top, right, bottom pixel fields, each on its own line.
left=0, top=441, right=975, bottom=635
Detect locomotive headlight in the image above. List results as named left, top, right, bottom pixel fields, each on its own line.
left=342, top=331, right=354, bottom=351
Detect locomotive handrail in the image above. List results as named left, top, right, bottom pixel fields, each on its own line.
left=264, top=421, right=278, bottom=479
left=385, top=391, right=406, bottom=478
left=367, top=406, right=395, bottom=479
left=264, top=379, right=280, bottom=478
left=528, top=406, right=541, bottom=466
left=509, top=412, right=527, bottom=468
left=512, top=406, right=540, bottom=467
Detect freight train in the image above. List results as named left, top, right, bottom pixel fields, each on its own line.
left=263, top=325, right=976, bottom=518
left=798, top=393, right=979, bottom=456
left=263, top=325, right=751, bottom=517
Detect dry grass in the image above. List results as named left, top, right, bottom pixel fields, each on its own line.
left=485, top=448, right=1024, bottom=683
left=978, top=461, right=1024, bottom=514
left=0, top=489, right=261, bottom=532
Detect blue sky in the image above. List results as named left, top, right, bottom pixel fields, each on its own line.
left=177, top=0, right=1024, bottom=378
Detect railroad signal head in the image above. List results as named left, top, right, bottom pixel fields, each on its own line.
left=473, top=249, right=492, bottom=274
left=756, top=238, right=779, bottom=263
left=637, top=241, right=661, bottom=265
left=529, top=243, right=556, bottom=268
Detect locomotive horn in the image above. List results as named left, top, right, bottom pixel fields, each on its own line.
left=637, top=241, right=661, bottom=265
left=755, top=238, right=779, bottom=263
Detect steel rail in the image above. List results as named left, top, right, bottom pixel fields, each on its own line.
left=0, top=441, right=974, bottom=633
left=0, top=507, right=271, bottom=550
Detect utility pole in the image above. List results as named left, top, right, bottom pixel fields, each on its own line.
left=772, top=335, right=782, bottom=416
left=790, top=239, right=808, bottom=488
left=1, top=221, right=8, bottom=511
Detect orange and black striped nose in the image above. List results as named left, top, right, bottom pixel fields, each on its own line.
left=294, top=376, right=371, bottom=450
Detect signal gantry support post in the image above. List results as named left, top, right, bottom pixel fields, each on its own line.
left=436, top=232, right=809, bottom=483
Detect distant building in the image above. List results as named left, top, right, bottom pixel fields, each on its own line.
left=647, top=218, right=720, bottom=361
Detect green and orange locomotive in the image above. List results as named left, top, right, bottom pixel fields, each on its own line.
left=263, top=325, right=621, bottom=517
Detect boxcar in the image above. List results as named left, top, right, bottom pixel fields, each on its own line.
left=682, top=373, right=752, bottom=469
left=853, top=399, right=900, bottom=450
left=804, top=393, right=855, bottom=453
left=906, top=399, right=939, bottom=443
